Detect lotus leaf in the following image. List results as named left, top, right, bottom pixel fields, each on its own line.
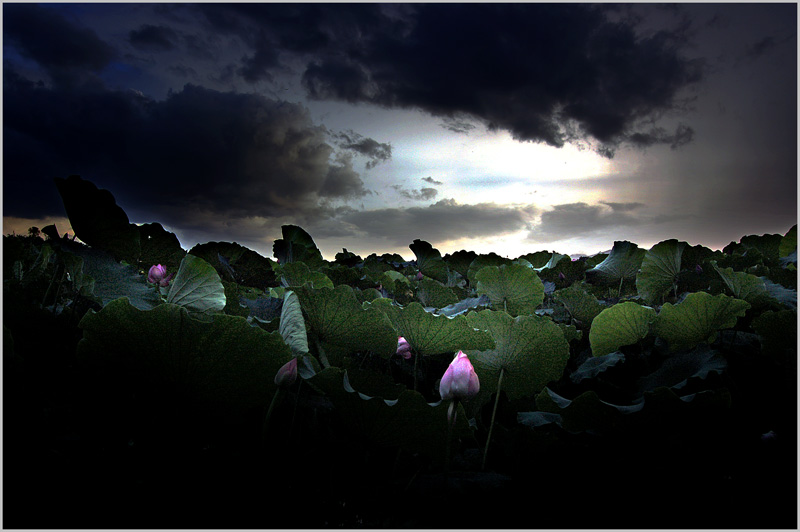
left=166, top=253, right=227, bottom=316
left=416, top=277, right=458, bottom=309
left=653, top=292, right=750, bottom=352
left=367, top=299, right=494, bottom=356
left=475, top=263, right=545, bottom=316
left=188, top=241, right=275, bottom=288
left=273, top=224, right=324, bottom=267
left=467, top=253, right=512, bottom=286
left=54, top=175, right=141, bottom=264
left=279, top=290, right=309, bottom=358
left=711, top=261, right=768, bottom=304
left=139, top=223, right=186, bottom=274
left=295, top=284, right=397, bottom=358
left=309, top=367, right=471, bottom=464
left=589, top=302, right=656, bottom=357
left=636, top=239, right=686, bottom=304
left=279, top=261, right=334, bottom=289
left=585, top=241, right=645, bottom=287
left=554, top=284, right=604, bottom=327
left=465, top=309, right=570, bottom=402
left=409, top=239, right=449, bottom=283
left=77, top=297, right=294, bottom=409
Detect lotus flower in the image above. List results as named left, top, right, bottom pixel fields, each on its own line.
left=274, top=358, right=298, bottom=388
left=439, top=350, right=480, bottom=401
left=396, top=336, right=412, bottom=359
left=147, top=264, right=174, bottom=287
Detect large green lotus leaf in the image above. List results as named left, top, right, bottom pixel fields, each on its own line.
left=739, top=233, right=783, bottom=263
left=409, top=239, right=449, bottom=283
left=279, top=290, right=309, bottom=358
left=188, top=241, right=276, bottom=288
left=751, top=309, right=797, bottom=367
left=166, top=253, right=227, bottom=316
left=585, top=241, right=645, bottom=286
left=278, top=261, right=334, bottom=289
left=710, top=261, right=767, bottom=302
left=309, top=367, right=471, bottom=464
left=416, top=277, right=458, bottom=309
left=465, top=309, right=570, bottom=403
left=532, top=386, right=730, bottom=434
left=636, top=239, right=686, bottom=304
left=444, top=249, right=477, bottom=279
left=534, top=253, right=571, bottom=272
left=636, top=344, right=727, bottom=395
left=589, top=302, right=657, bottom=357
left=77, top=298, right=294, bottom=408
left=60, top=240, right=161, bottom=310
left=54, top=175, right=141, bottom=263
left=467, top=253, right=512, bottom=286
left=570, top=351, right=626, bottom=384
left=779, top=225, right=797, bottom=259
left=553, top=284, right=605, bottom=328
left=138, top=222, right=186, bottom=274
left=475, top=263, right=545, bottom=316
left=273, top=225, right=324, bottom=268
left=653, top=292, right=750, bottom=352
left=366, top=299, right=494, bottom=356
left=295, top=284, right=397, bottom=358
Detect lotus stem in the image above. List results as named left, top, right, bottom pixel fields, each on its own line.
left=482, top=367, right=504, bottom=470
left=314, top=338, right=330, bottom=368
left=261, top=387, right=285, bottom=446
left=444, top=399, right=458, bottom=487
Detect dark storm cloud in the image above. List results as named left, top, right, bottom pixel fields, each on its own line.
left=3, top=3, right=116, bottom=87
left=2, top=70, right=366, bottom=226
left=129, top=24, right=177, bottom=52
left=340, top=199, right=537, bottom=247
left=179, top=4, right=704, bottom=154
left=528, top=202, right=646, bottom=243
left=333, top=130, right=392, bottom=169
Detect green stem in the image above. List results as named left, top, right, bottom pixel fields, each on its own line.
left=482, top=367, right=504, bottom=470
left=413, top=350, right=419, bottom=392
left=444, top=399, right=458, bottom=488
left=618, top=276, right=624, bottom=298
left=315, top=338, right=331, bottom=368
left=261, top=387, right=285, bottom=446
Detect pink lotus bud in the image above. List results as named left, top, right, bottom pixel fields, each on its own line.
left=274, top=358, right=298, bottom=388
left=416, top=271, right=424, bottom=281
left=396, top=336, right=412, bottom=359
left=147, top=264, right=174, bottom=287
left=439, top=351, right=479, bottom=401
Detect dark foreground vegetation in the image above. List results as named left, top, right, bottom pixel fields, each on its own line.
left=4, top=176, right=796, bottom=528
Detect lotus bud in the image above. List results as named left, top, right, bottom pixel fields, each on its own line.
left=416, top=271, right=424, bottom=281
left=147, top=264, right=174, bottom=287
left=558, top=272, right=566, bottom=280
left=396, top=336, right=412, bottom=359
left=274, top=358, right=298, bottom=388
left=439, top=350, right=480, bottom=401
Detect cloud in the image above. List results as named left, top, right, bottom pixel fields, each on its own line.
left=129, top=24, right=178, bottom=52
left=422, top=176, right=443, bottom=186
left=292, top=4, right=704, bottom=154
left=527, top=202, right=648, bottom=243
left=339, top=198, right=538, bottom=246
left=2, top=70, right=369, bottom=233
left=332, top=130, right=392, bottom=169
left=3, top=3, right=116, bottom=87
left=391, top=186, right=438, bottom=201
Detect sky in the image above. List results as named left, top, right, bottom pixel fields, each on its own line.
left=3, top=2, right=797, bottom=261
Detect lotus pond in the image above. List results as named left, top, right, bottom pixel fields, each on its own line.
left=3, top=176, right=797, bottom=528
